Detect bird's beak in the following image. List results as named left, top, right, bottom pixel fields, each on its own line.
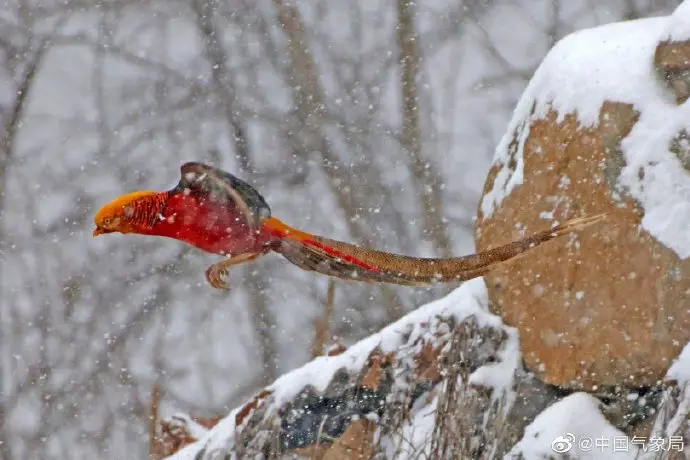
left=93, top=227, right=105, bottom=237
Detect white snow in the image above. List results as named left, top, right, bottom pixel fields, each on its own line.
left=662, top=341, right=690, bottom=437
left=667, top=341, right=690, bottom=384
left=663, top=1, right=690, bottom=42
left=381, top=394, right=439, bottom=459
left=469, top=325, right=520, bottom=403
left=167, top=414, right=213, bottom=440
left=166, top=278, right=520, bottom=459
left=480, top=8, right=690, bottom=259
left=509, top=393, right=641, bottom=459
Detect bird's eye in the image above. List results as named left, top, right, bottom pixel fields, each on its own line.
left=103, top=217, right=112, bottom=225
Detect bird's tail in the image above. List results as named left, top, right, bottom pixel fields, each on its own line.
left=262, top=214, right=606, bottom=287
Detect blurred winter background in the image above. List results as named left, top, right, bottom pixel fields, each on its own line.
left=0, top=0, right=678, bottom=458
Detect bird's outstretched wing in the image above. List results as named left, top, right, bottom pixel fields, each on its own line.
left=172, top=162, right=272, bottom=230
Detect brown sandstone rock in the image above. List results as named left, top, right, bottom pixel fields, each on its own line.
left=654, top=2, right=690, bottom=104
left=654, top=39, right=690, bottom=104
left=476, top=101, right=690, bottom=390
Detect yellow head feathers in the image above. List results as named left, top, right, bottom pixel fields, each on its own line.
left=93, top=190, right=157, bottom=236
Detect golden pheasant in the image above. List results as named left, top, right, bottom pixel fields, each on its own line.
left=93, top=162, right=604, bottom=290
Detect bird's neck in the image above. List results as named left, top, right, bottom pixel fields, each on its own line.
left=126, top=192, right=171, bottom=234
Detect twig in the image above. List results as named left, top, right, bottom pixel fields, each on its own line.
left=311, top=279, right=336, bottom=358
left=149, top=384, right=162, bottom=460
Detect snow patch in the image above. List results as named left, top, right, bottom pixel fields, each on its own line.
left=169, top=414, right=212, bottom=440
left=382, top=394, right=438, bottom=459
left=662, top=342, right=690, bottom=440
left=469, top=326, right=520, bottom=403
left=509, top=393, right=640, bottom=459
left=663, top=1, right=690, bottom=42
left=667, top=341, right=690, bottom=384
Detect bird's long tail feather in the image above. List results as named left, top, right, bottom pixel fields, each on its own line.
left=263, top=214, right=605, bottom=287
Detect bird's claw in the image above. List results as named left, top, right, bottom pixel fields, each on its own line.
left=204, top=252, right=264, bottom=290
left=205, top=264, right=230, bottom=290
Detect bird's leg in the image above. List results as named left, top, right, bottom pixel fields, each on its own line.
left=205, top=252, right=263, bottom=290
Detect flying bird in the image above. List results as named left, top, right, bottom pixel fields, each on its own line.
left=93, top=162, right=604, bottom=290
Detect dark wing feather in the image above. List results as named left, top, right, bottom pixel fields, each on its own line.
left=172, top=162, right=271, bottom=229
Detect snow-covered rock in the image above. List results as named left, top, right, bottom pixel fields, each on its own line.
left=476, top=0, right=690, bottom=390
left=162, top=279, right=526, bottom=459
left=655, top=0, right=690, bottom=104
left=509, top=393, right=640, bottom=460
left=155, top=280, right=690, bottom=459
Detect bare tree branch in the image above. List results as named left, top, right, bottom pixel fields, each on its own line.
left=0, top=22, right=60, bottom=460
left=310, top=279, right=335, bottom=359
left=396, top=0, right=452, bottom=258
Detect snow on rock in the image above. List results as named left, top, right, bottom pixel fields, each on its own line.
left=655, top=3, right=690, bottom=103
left=656, top=342, right=690, bottom=439
left=667, top=341, right=690, bottom=385
left=168, top=414, right=214, bottom=440
left=164, top=278, right=522, bottom=459
left=480, top=5, right=690, bottom=259
left=662, top=0, right=690, bottom=42
left=379, top=394, right=438, bottom=459
left=469, top=325, right=520, bottom=400
left=508, top=393, right=640, bottom=460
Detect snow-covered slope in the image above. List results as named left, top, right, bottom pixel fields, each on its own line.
left=161, top=279, right=670, bottom=460
left=480, top=11, right=690, bottom=259
left=165, top=279, right=513, bottom=458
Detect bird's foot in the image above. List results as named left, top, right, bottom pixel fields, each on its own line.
left=205, top=263, right=231, bottom=290
left=204, top=251, right=265, bottom=290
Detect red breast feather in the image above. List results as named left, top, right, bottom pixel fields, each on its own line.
left=151, top=193, right=276, bottom=255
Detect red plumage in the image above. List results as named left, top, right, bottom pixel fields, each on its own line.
left=145, top=192, right=279, bottom=256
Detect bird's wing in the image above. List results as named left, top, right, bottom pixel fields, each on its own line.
left=172, top=162, right=271, bottom=230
